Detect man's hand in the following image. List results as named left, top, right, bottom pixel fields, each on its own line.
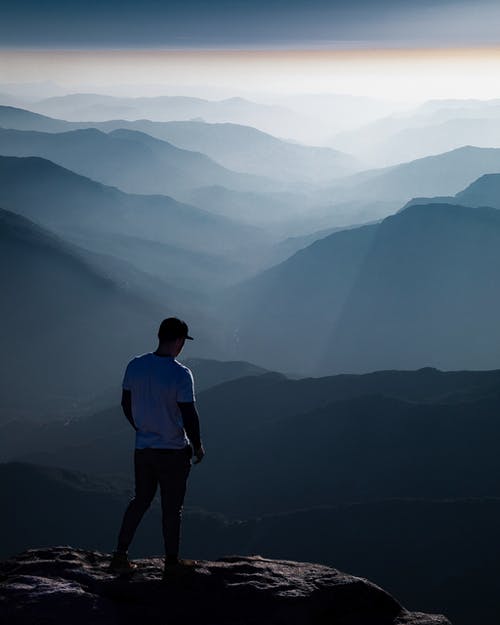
left=193, top=445, right=205, bottom=464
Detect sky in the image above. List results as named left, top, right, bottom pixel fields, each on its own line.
left=2, top=0, right=500, bottom=48
left=1, top=0, right=500, bottom=101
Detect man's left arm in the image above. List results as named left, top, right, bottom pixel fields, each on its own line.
left=121, top=389, right=138, bottom=431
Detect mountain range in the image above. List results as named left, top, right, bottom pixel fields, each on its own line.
left=327, top=145, right=500, bottom=206
left=0, top=105, right=358, bottom=184
left=24, top=94, right=320, bottom=143
left=220, top=199, right=500, bottom=375
left=0, top=155, right=272, bottom=289
left=0, top=126, right=277, bottom=200
left=5, top=366, right=500, bottom=509
left=331, top=98, right=500, bottom=166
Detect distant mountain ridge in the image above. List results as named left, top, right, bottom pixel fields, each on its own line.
left=331, top=98, right=500, bottom=166
left=221, top=199, right=500, bottom=374
left=0, top=155, right=272, bottom=289
left=329, top=145, right=500, bottom=205
left=323, top=202, right=500, bottom=373
left=0, top=105, right=357, bottom=186
left=0, top=126, right=277, bottom=200
left=23, top=93, right=322, bottom=143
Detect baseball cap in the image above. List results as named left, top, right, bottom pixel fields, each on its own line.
left=158, top=317, right=194, bottom=341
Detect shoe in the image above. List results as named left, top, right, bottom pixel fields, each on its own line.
left=108, top=551, right=138, bottom=574
left=162, top=558, right=198, bottom=580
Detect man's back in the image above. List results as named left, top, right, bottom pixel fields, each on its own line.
left=123, top=352, right=195, bottom=450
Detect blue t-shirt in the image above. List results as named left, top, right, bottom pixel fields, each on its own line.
left=122, top=353, right=195, bottom=449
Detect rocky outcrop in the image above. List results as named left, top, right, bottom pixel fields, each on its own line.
left=0, top=547, right=450, bottom=624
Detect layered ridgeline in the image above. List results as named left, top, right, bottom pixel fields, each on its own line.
left=3, top=364, right=500, bottom=625
left=0, top=208, right=175, bottom=418
left=0, top=105, right=358, bottom=184
left=320, top=145, right=500, bottom=208
left=0, top=106, right=359, bottom=234
left=331, top=98, right=500, bottom=165
left=400, top=171, right=500, bottom=212
left=3, top=367, right=500, bottom=622
left=0, top=126, right=278, bottom=200
left=0, top=155, right=273, bottom=291
left=221, top=199, right=500, bottom=375
left=5, top=367, right=500, bottom=513
left=21, top=93, right=324, bottom=143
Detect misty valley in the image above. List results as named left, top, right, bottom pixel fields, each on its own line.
left=2, top=93, right=500, bottom=625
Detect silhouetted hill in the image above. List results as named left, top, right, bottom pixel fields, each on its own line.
left=6, top=367, right=500, bottom=514
left=184, top=358, right=270, bottom=391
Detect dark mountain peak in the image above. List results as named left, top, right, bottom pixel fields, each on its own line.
left=0, top=104, right=44, bottom=119
left=0, top=206, right=114, bottom=290
left=392, top=201, right=499, bottom=223
left=0, top=104, right=52, bottom=121
left=455, top=172, right=500, bottom=209
left=0, top=206, right=64, bottom=247
left=464, top=171, right=500, bottom=185
left=0, top=546, right=450, bottom=625
left=400, top=196, right=456, bottom=211
left=0, top=153, right=88, bottom=180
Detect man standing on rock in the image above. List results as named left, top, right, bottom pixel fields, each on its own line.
left=109, top=317, right=205, bottom=576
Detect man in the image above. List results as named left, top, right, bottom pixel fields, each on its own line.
left=109, top=317, right=205, bottom=576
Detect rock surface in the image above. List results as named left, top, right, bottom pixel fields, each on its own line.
left=0, top=547, right=451, bottom=625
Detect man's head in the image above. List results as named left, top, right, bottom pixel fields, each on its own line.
left=157, top=317, right=193, bottom=356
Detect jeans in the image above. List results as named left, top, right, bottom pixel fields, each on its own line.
left=117, top=446, right=192, bottom=558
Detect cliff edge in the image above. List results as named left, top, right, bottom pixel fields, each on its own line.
left=0, top=546, right=451, bottom=624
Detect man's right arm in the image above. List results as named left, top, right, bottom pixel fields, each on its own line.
left=178, top=401, right=205, bottom=463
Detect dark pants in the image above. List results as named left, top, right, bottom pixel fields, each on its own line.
left=117, top=447, right=192, bottom=558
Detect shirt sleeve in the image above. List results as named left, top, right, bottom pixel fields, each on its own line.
left=177, top=367, right=195, bottom=402
left=122, top=361, right=133, bottom=390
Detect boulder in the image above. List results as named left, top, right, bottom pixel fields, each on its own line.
left=0, top=546, right=451, bottom=625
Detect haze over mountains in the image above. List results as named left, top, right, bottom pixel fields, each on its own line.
left=220, top=197, right=500, bottom=375
left=2, top=96, right=500, bottom=384
left=333, top=98, right=500, bottom=166
left=2, top=86, right=500, bottom=625
left=0, top=105, right=358, bottom=186
left=0, top=126, right=277, bottom=200
left=0, top=208, right=161, bottom=417
left=25, top=93, right=322, bottom=143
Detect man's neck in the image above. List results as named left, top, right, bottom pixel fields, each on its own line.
left=153, top=347, right=176, bottom=357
